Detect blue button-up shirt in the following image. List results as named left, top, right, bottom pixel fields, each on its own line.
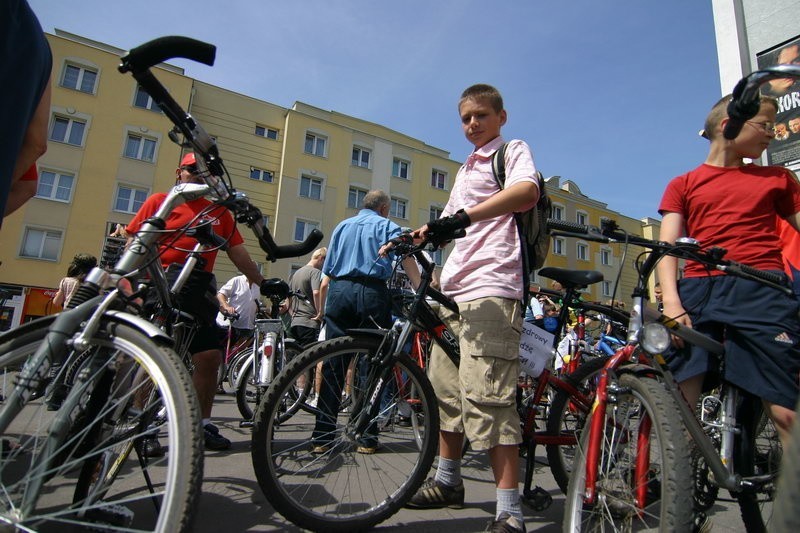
left=323, top=208, right=402, bottom=281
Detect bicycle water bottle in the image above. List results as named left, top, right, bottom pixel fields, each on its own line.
left=258, top=331, right=277, bottom=384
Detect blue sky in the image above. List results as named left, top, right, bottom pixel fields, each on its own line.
left=29, top=0, right=722, bottom=221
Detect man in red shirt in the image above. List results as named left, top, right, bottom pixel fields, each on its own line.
left=127, top=153, right=266, bottom=451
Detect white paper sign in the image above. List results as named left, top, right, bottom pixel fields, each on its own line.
left=519, top=322, right=556, bottom=377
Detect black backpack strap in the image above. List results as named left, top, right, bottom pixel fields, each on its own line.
left=491, top=142, right=508, bottom=189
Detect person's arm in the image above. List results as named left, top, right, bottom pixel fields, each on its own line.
left=655, top=211, right=692, bottom=332
left=401, top=256, right=422, bottom=289
left=311, top=285, right=323, bottom=322
left=52, top=282, right=65, bottom=308
left=226, top=244, right=264, bottom=286
left=318, top=275, right=330, bottom=317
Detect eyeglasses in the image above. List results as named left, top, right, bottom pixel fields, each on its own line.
left=745, top=121, right=777, bottom=135
left=181, top=165, right=199, bottom=174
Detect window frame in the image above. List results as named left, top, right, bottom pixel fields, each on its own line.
left=255, top=125, right=279, bottom=140
left=392, top=158, right=411, bottom=180
left=553, top=237, right=565, bottom=256
left=123, top=132, right=158, bottom=162
left=390, top=197, right=408, bottom=219
left=348, top=186, right=368, bottom=209
left=431, top=169, right=447, bottom=190
left=304, top=132, right=327, bottom=157
left=299, top=175, right=324, bottom=201
left=294, top=218, right=320, bottom=242
left=552, top=203, right=565, bottom=221
left=576, top=210, right=588, bottom=225
left=49, top=114, right=88, bottom=146
left=250, top=167, right=274, bottom=183
left=35, top=169, right=75, bottom=203
left=113, top=184, right=150, bottom=214
left=600, top=247, right=612, bottom=266
left=133, top=85, right=161, bottom=112
left=351, top=146, right=371, bottom=169
left=20, top=226, right=63, bottom=261
left=601, top=280, right=613, bottom=297
left=577, top=241, right=589, bottom=261
left=60, top=62, right=98, bottom=94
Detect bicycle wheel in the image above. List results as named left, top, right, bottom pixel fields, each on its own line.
left=0, top=317, right=203, bottom=532
left=563, top=373, right=694, bottom=532
left=225, top=347, right=253, bottom=393
left=251, top=335, right=439, bottom=532
left=734, top=394, right=780, bottom=531
left=546, top=355, right=607, bottom=494
left=773, top=396, right=800, bottom=530
left=236, top=341, right=305, bottom=421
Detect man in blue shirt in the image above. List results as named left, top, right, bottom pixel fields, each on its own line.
left=311, top=190, right=418, bottom=454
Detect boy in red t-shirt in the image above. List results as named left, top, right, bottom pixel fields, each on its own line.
left=657, top=94, right=800, bottom=444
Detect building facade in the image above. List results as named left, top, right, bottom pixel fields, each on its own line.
left=1, top=29, right=657, bottom=330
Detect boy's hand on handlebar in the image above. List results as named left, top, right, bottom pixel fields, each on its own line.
left=426, top=210, right=470, bottom=240
left=379, top=232, right=413, bottom=257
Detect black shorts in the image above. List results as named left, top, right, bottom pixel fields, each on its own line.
left=667, top=273, right=800, bottom=409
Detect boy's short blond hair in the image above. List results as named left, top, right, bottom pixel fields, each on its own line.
left=459, top=84, right=504, bottom=113
left=703, top=94, right=779, bottom=141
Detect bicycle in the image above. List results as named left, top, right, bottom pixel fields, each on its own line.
left=0, top=36, right=322, bottom=532
left=250, top=232, right=461, bottom=531
left=549, top=218, right=789, bottom=532
left=235, top=286, right=310, bottom=424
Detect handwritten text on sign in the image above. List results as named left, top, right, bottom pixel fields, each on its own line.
left=519, top=322, right=555, bottom=377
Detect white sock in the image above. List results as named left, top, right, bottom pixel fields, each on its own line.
left=434, top=456, right=461, bottom=487
left=202, top=418, right=211, bottom=427
left=496, top=487, right=523, bottom=523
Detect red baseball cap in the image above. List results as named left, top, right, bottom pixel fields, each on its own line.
left=180, top=152, right=196, bottom=167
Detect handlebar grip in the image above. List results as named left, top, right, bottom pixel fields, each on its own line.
left=723, top=76, right=762, bottom=140
left=269, top=229, right=324, bottom=260
left=120, top=36, right=216, bottom=73
left=546, top=219, right=593, bottom=234
left=728, top=262, right=788, bottom=287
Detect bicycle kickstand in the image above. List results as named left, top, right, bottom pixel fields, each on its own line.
left=521, top=440, right=553, bottom=511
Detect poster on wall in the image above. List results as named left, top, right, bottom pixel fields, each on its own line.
left=757, top=35, right=800, bottom=169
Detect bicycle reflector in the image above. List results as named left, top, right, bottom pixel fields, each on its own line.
left=639, top=322, right=671, bottom=355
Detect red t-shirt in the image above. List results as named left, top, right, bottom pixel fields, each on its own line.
left=659, top=163, right=800, bottom=277
left=21, top=164, right=38, bottom=181
left=126, top=193, right=243, bottom=272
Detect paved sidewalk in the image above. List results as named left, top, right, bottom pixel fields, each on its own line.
left=194, top=392, right=745, bottom=532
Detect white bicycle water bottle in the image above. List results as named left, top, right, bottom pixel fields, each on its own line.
left=258, top=331, right=277, bottom=384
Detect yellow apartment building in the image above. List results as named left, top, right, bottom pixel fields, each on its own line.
left=0, top=30, right=192, bottom=329
left=0, top=29, right=660, bottom=331
left=272, top=102, right=458, bottom=279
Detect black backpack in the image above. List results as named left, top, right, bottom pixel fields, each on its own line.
left=491, top=142, right=552, bottom=280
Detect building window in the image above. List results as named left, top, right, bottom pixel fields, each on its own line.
left=553, top=237, right=565, bottom=256
left=50, top=115, right=86, bottom=146
left=351, top=146, right=371, bottom=168
left=577, top=242, right=589, bottom=261
left=300, top=175, right=323, bottom=200
left=250, top=167, right=274, bottom=183
left=60, top=63, right=97, bottom=94
left=348, top=187, right=367, bottom=209
left=431, top=169, right=446, bottom=190
left=577, top=211, right=588, bottom=225
left=304, top=133, right=326, bottom=157
left=552, top=204, right=564, bottom=221
left=430, top=206, right=443, bottom=220
left=114, top=185, right=148, bottom=214
left=124, top=133, right=157, bottom=162
left=255, top=125, right=278, bottom=139
left=20, top=227, right=62, bottom=261
left=392, top=158, right=410, bottom=179
left=602, top=281, right=613, bottom=297
left=133, top=85, right=161, bottom=112
left=294, top=219, right=320, bottom=242
left=390, top=197, right=408, bottom=219
left=601, top=248, right=612, bottom=266
left=36, top=170, right=75, bottom=202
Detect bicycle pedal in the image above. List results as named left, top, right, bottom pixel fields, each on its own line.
left=239, top=419, right=254, bottom=428
left=521, top=485, right=552, bottom=511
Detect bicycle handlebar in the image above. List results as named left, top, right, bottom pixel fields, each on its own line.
left=119, top=37, right=324, bottom=262
left=119, top=36, right=216, bottom=73
left=547, top=219, right=791, bottom=293
left=723, top=64, right=800, bottom=139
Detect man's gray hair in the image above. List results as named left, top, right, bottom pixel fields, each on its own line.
left=363, top=190, right=390, bottom=211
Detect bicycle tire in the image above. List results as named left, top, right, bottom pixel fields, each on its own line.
left=563, top=373, right=694, bottom=532
left=225, top=347, right=253, bottom=393
left=545, top=356, right=607, bottom=494
left=733, top=394, right=780, bottom=532
left=250, top=335, right=439, bottom=532
left=0, top=318, right=203, bottom=532
left=773, top=395, right=800, bottom=530
left=236, top=341, right=304, bottom=421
